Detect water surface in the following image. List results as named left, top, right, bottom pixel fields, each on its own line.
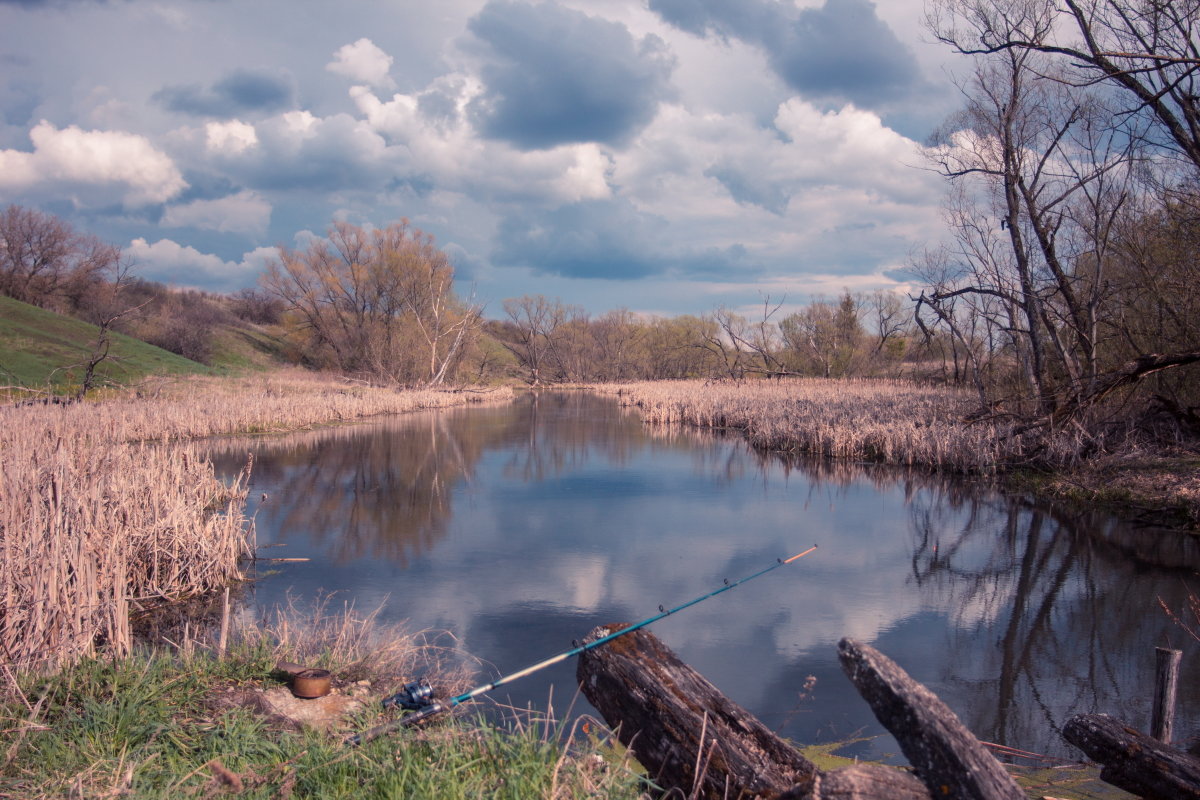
left=208, top=391, right=1200, bottom=761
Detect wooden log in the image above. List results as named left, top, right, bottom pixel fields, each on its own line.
left=1151, top=647, right=1182, bottom=743
left=1062, top=713, right=1200, bottom=800
left=576, top=623, right=818, bottom=799
left=778, top=764, right=931, bottom=800
left=836, top=638, right=1024, bottom=800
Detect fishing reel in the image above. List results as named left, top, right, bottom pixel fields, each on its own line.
left=382, top=681, right=436, bottom=711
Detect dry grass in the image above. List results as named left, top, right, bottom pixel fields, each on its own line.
left=0, top=369, right=512, bottom=673
left=595, top=378, right=1088, bottom=472
left=235, top=594, right=481, bottom=698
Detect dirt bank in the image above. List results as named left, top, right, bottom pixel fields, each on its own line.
left=1019, top=453, right=1200, bottom=532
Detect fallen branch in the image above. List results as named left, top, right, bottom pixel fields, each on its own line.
left=1062, top=713, right=1200, bottom=800
left=837, top=638, right=1024, bottom=800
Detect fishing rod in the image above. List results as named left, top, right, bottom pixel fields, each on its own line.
left=349, top=545, right=817, bottom=745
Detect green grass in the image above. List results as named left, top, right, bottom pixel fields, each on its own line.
left=0, top=645, right=646, bottom=800
left=0, top=296, right=214, bottom=394
left=205, top=324, right=295, bottom=373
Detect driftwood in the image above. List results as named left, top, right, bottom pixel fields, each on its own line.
left=1062, top=713, right=1200, bottom=800
left=577, top=623, right=818, bottom=798
left=836, top=638, right=1024, bottom=800
left=577, top=624, right=933, bottom=799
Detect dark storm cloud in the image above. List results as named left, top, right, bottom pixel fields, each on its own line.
left=0, top=79, right=39, bottom=129
left=0, top=0, right=105, bottom=5
left=153, top=68, right=296, bottom=118
left=649, top=0, right=921, bottom=109
left=645, top=0, right=776, bottom=40
left=171, top=173, right=242, bottom=205
left=705, top=164, right=789, bottom=215
left=492, top=198, right=758, bottom=281
left=492, top=199, right=666, bottom=279
left=465, top=0, right=675, bottom=150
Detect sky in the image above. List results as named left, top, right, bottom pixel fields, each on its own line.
left=0, top=0, right=965, bottom=318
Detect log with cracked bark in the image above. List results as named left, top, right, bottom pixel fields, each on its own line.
left=836, top=637, right=1025, bottom=800
left=576, top=624, right=932, bottom=799
left=1062, top=713, right=1200, bottom=800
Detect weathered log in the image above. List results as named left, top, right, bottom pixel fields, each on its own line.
left=577, top=623, right=818, bottom=799
left=778, top=764, right=931, bottom=800
left=1062, top=713, right=1200, bottom=800
left=836, top=638, right=1024, bottom=800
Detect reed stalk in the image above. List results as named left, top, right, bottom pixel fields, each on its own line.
left=0, top=370, right=512, bottom=673
left=595, top=378, right=1087, bottom=472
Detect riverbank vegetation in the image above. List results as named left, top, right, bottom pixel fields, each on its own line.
left=0, top=605, right=641, bottom=799
left=0, top=371, right=512, bottom=673
left=599, top=379, right=1200, bottom=526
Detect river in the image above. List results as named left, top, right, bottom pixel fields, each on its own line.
left=207, top=390, right=1199, bottom=761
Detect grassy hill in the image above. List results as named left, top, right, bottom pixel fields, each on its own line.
left=0, top=295, right=215, bottom=395
left=205, top=322, right=295, bottom=373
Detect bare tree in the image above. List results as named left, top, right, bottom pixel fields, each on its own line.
left=262, top=220, right=479, bottom=385
left=591, top=309, right=645, bottom=381
left=921, top=6, right=1138, bottom=413
left=497, top=295, right=572, bottom=385
left=927, top=0, right=1200, bottom=173
left=642, top=315, right=723, bottom=379
left=0, top=205, right=118, bottom=312
left=739, top=295, right=788, bottom=376
left=704, top=307, right=755, bottom=380
left=779, top=292, right=866, bottom=378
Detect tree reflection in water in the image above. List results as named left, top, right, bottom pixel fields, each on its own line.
left=905, top=482, right=1200, bottom=757
left=205, top=407, right=501, bottom=566
left=203, top=392, right=1198, bottom=760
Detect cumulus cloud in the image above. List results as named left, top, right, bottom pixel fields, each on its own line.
left=126, top=237, right=277, bottom=290
left=649, top=0, right=922, bottom=109
left=154, top=68, right=296, bottom=118
left=161, top=190, right=272, bottom=237
left=205, top=119, right=258, bottom=154
left=350, top=83, right=613, bottom=204
left=599, top=98, right=943, bottom=284
left=0, top=120, right=186, bottom=206
left=195, top=109, right=396, bottom=193
left=326, top=38, right=396, bottom=88
left=617, top=99, right=935, bottom=219
left=464, top=0, right=675, bottom=150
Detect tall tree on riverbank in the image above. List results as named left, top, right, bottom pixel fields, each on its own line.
left=927, top=0, right=1200, bottom=173
left=920, top=0, right=1200, bottom=429
left=262, top=220, right=481, bottom=385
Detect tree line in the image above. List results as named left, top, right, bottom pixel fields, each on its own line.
left=486, top=291, right=928, bottom=384
left=4, top=205, right=945, bottom=389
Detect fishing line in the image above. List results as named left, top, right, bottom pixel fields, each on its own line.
left=349, top=544, right=817, bottom=745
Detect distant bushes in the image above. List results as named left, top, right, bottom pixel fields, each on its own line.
left=103, top=280, right=236, bottom=365
left=0, top=204, right=119, bottom=317
left=228, top=287, right=284, bottom=325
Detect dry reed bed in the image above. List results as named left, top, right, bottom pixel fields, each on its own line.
left=595, top=379, right=1076, bottom=472
left=0, top=371, right=512, bottom=672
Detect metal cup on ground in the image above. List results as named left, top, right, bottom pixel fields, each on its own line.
left=276, top=662, right=332, bottom=699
